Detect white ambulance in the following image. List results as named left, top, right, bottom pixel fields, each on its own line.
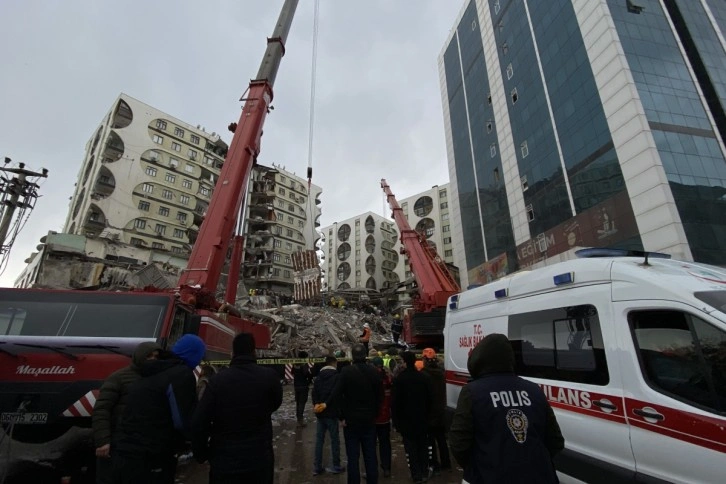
left=444, top=249, right=726, bottom=484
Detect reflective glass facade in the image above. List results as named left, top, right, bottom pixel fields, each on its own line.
left=609, top=0, right=726, bottom=263
left=444, top=0, right=516, bottom=273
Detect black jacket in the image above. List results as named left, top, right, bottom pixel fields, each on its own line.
left=331, top=361, right=382, bottom=429
left=421, top=362, right=447, bottom=428
left=191, top=355, right=283, bottom=475
left=114, top=357, right=197, bottom=456
left=449, top=334, right=564, bottom=484
left=312, top=366, right=339, bottom=419
left=392, top=367, right=433, bottom=437
left=293, top=363, right=312, bottom=390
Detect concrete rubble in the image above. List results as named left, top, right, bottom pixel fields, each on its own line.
left=240, top=297, right=394, bottom=356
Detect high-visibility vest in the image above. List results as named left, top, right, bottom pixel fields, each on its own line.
left=382, top=356, right=392, bottom=369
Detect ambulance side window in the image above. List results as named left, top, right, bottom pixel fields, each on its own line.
left=630, top=310, right=726, bottom=413
left=509, top=304, right=609, bottom=385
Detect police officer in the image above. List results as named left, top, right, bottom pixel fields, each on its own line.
left=449, top=333, right=564, bottom=483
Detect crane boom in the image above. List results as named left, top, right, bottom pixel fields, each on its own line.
left=381, top=179, right=460, bottom=312
left=178, top=0, right=299, bottom=291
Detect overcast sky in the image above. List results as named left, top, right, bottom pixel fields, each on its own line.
left=0, top=0, right=464, bottom=286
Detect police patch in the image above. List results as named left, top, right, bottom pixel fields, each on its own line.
left=505, top=408, right=528, bottom=443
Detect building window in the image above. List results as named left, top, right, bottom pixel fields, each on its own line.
left=487, top=121, right=493, bottom=133
left=188, top=149, right=197, bottom=160
left=138, top=201, right=150, bottom=211
left=444, top=237, right=452, bottom=244
left=151, top=242, right=164, bottom=249
left=177, top=212, right=187, bottom=222
left=277, top=200, right=284, bottom=208
left=171, top=142, right=181, bottom=152
left=274, top=239, right=281, bottom=248
left=130, top=237, right=144, bottom=246
left=508, top=304, right=608, bottom=385
left=494, top=0, right=501, bottom=14
left=355, top=249, right=360, bottom=256
left=284, top=270, right=291, bottom=278
left=288, top=216, right=294, bottom=224
left=279, top=187, right=286, bottom=195
left=184, top=163, right=194, bottom=173
left=182, top=179, right=192, bottom=189
left=487, top=93, right=492, bottom=105
left=502, top=42, right=509, bottom=55
left=170, top=158, right=179, bottom=169
left=165, top=172, right=176, bottom=183
left=287, top=229, right=293, bottom=237
left=285, top=255, right=291, bottom=264
left=149, top=151, right=160, bottom=162
left=439, top=189, right=447, bottom=198
left=199, top=186, right=210, bottom=197
left=273, top=268, right=280, bottom=276
left=152, top=135, right=163, bottom=145
left=440, top=202, right=448, bottom=209
left=156, top=120, right=167, bottom=130
left=627, top=0, right=645, bottom=14
left=442, top=213, right=449, bottom=221
left=445, top=250, right=453, bottom=257
left=506, top=63, right=514, bottom=80
left=273, top=253, right=281, bottom=262
left=134, top=219, right=146, bottom=229
left=146, top=166, right=157, bottom=177
left=190, top=134, right=200, bottom=145
left=521, top=141, right=529, bottom=158
left=172, top=247, right=184, bottom=255
left=298, top=220, right=304, bottom=228
left=442, top=225, right=450, bottom=233
left=204, top=155, right=215, bottom=166
left=526, top=204, right=534, bottom=221
left=142, top=183, right=153, bottom=193
left=158, top=206, right=170, bottom=217
left=162, top=189, right=173, bottom=200
left=173, top=228, right=185, bottom=238
left=521, top=176, right=529, bottom=192
left=490, top=143, right=497, bottom=158
left=511, top=88, right=518, bottom=104
left=288, top=204, right=295, bottom=211
left=180, top=194, right=190, bottom=205
left=286, top=242, right=293, bottom=250
left=174, top=127, right=185, bottom=137
left=155, top=224, right=166, bottom=235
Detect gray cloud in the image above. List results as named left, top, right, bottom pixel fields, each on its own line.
left=0, top=0, right=462, bottom=285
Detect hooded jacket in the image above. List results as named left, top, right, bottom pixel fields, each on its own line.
left=114, top=342, right=202, bottom=456
left=421, top=360, right=447, bottom=428
left=92, top=341, right=162, bottom=447
left=449, top=334, right=564, bottom=484
left=312, top=365, right=339, bottom=419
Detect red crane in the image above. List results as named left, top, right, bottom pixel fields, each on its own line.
left=0, top=1, right=299, bottom=475
left=381, top=179, right=460, bottom=349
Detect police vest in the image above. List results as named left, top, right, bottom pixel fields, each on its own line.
left=465, top=373, right=557, bottom=484
left=382, top=356, right=392, bottom=369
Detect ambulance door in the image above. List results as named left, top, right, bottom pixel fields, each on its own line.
left=507, top=287, right=636, bottom=483
left=613, top=300, right=726, bottom=484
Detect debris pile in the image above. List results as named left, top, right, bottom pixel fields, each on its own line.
left=240, top=298, right=394, bottom=356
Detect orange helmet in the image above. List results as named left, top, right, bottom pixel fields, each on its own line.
left=415, top=360, right=424, bottom=371
left=422, top=348, right=436, bottom=360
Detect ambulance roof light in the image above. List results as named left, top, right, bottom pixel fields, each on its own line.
left=575, top=248, right=671, bottom=260
left=494, top=288, right=508, bottom=298
left=553, top=272, right=574, bottom=286
left=449, top=294, right=459, bottom=310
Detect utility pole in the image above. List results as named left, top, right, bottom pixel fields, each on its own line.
left=0, top=157, right=49, bottom=255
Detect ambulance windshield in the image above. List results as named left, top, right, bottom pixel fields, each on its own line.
left=694, top=291, right=726, bottom=314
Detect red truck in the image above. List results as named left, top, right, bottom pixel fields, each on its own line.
left=0, top=1, right=299, bottom=480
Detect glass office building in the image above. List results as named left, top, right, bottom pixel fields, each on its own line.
left=440, top=0, right=726, bottom=288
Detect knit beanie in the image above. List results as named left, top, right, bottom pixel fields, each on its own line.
left=172, top=334, right=206, bottom=368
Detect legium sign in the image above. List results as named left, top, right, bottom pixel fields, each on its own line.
left=292, top=250, right=321, bottom=302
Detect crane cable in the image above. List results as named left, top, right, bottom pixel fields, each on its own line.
left=306, top=0, right=320, bottom=250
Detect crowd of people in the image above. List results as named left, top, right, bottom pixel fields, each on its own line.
left=92, top=331, right=565, bottom=484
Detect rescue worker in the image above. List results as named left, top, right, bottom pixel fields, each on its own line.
left=330, top=343, right=383, bottom=484
left=382, top=347, right=397, bottom=375
left=113, top=334, right=205, bottom=483
left=293, top=350, right=313, bottom=427
left=449, top=333, right=565, bottom=483
left=392, top=351, right=433, bottom=484
left=192, top=332, right=283, bottom=484
left=360, top=322, right=372, bottom=354
left=93, top=341, right=161, bottom=484
left=391, top=314, right=403, bottom=346
left=420, top=348, right=451, bottom=474
left=371, top=356, right=393, bottom=478
left=311, top=355, right=344, bottom=476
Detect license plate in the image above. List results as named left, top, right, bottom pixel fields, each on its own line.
left=1, top=412, right=48, bottom=424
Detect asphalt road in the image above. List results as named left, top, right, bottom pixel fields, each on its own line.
left=176, top=385, right=464, bottom=484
